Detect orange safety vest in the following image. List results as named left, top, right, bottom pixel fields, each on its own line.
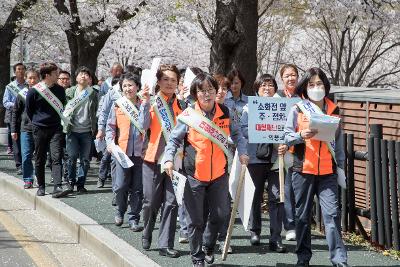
left=144, top=93, right=183, bottom=163
left=114, top=106, right=134, bottom=154
left=292, top=97, right=340, bottom=175
left=184, top=102, right=230, bottom=182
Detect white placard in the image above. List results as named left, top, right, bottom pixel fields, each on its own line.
left=228, top=150, right=255, bottom=231
left=172, top=171, right=187, bottom=205
left=109, top=143, right=134, bottom=169
left=94, top=139, right=107, bottom=153
left=309, top=113, right=340, bottom=142
left=248, top=97, right=301, bottom=143
left=182, top=67, right=196, bottom=98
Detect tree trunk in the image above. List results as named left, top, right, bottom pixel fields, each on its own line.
left=0, top=0, right=37, bottom=127
left=209, top=0, right=259, bottom=95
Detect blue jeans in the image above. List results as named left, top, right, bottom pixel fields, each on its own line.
left=66, top=131, right=92, bottom=187
left=20, top=131, right=35, bottom=182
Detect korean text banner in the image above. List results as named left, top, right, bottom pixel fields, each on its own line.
left=248, top=96, right=301, bottom=143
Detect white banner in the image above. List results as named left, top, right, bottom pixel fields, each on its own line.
left=172, top=171, right=187, bottom=205
left=248, top=96, right=301, bottom=143
left=228, top=150, right=255, bottom=231
left=109, top=142, right=134, bottom=169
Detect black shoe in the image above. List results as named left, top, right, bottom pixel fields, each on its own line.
left=142, top=237, right=151, bottom=250
left=97, top=178, right=105, bottom=188
left=159, top=248, right=179, bottom=258
left=66, top=182, right=74, bottom=192
left=111, top=194, right=117, bottom=206
left=115, top=216, right=123, bottom=226
left=52, top=186, right=72, bottom=198
left=203, top=247, right=214, bottom=264
left=76, top=186, right=88, bottom=195
left=129, top=221, right=143, bottom=232
left=36, top=186, right=45, bottom=196
left=250, top=231, right=260, bottom=246
left=16, top=168, right=22, bottom=175
left=296, top=260, right=310, bottom=267
left=192, top=260, right=205, bottom=267
left=333, top=263, right=350, bottom=267
left=269, top=241, right=286, bottom=253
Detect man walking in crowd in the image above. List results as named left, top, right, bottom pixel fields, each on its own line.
left=3, top=63, right=27, bottom=175
left=26, top=62, right=72, bottom=198
left=57, top=70, right=71, bottom=89
left=64, top=66, right=98, bottom=194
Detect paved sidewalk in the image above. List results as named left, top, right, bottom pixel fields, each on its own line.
left=0, top=146, right=399, bottom=267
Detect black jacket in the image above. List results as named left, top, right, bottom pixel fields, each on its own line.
left=11, top=94, right=33, bottom=133
left=26, top=83, right=66, bottom=128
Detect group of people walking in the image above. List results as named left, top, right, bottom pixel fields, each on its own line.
left=3, top=60, right=350, bottom=267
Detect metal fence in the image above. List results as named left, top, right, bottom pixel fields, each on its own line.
left=314, top=124, right=400, bottom=251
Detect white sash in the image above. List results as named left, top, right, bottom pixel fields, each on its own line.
left=178, top=107, right=233, bottom=163
left=296, top=99, right=336, bottom=163
left=153, top=94, right=175, bottom=142
left=8, top=81, right=23, bottom=97
left=33, top=82, right=71, bottom=125
left=63, top=87, right=93, bottom=118
left=115, top=96, right=145, bottom=134
left=18, top=87, right=29, bottom=101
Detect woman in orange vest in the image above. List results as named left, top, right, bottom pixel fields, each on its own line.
left=140, top=64, right=184, bottom=258
left=163, top=73, right=248, bottom=267
left=284, top=67, right=348, bottom=267
left=105, top=73, right=145, bottom=231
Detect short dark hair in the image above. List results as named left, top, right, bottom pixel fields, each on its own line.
left=190, top=72, right=219, bottom=101
left=75, top=66, right=93, bottom=80
left=25, top=68, right=39, bottom=78
left=155, top=64, right=180, bottom=93
left=59, top=70, right=71, bottom=77
left=13, top=63, right=26, bottom=72
left=213, top=73, right=231, bottom=89
left=253, top=74, right=278, bottom=95
left=227, top=68, right=245, bottom=88
left=279, top=64, right=298, bottom=78
left=295, top=67, right=330, bottom=99
left=121, top=73, right=141, bottom=90
left=39, top=62, right=58, bottom=80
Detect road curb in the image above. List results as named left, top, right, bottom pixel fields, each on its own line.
left=0, top=172, right=160, bottom=267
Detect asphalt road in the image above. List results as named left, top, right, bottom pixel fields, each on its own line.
left=0, top=146, right=399, bottom=267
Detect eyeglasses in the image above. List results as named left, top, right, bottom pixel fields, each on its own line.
left=58, top=78, right=70, bottom=81
left=198, top=88, right=216, bottom=95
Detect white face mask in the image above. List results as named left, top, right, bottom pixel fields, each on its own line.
left=307, top=87, right=325, bottom=101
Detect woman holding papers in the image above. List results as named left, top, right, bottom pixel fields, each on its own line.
left=140, top=64, right=184, bottom=258
left=163, top=73, right=248, bottom=267
left=105, top=73, right=145, bottom=231
left=284, top=67, right=348, bottom=267
left=240, top=74, right=287, bottom=252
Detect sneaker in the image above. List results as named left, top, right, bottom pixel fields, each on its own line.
left=115, top=216, right=123, bottom=226
left=218, top=241, right=233, bottom=254
left=203, top=247, right=214, bottom=264
left=285, top=230, right=296, bottom=241
left=178, top=232, right=189, bottom=243
left=52, top=186, right=72, bottom=198
left=129, top=221, right=144, bottom=232
left=36, top=186, right=45, bottom=196
left=97, top=178, right=105, bottom=188
left=24, top=181, right=33, bottom=189
left=76, top=186, right=88, bottom=195
left=33, top=176, right=38, bottom=187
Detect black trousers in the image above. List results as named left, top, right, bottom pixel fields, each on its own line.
left=32, top=125, right=64, bottom=187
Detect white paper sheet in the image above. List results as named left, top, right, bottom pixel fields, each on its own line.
left=140, top=69, right=157, bottom=96
left=94, top=139, right=106, bottom=153
left=337, top=167, right=347, bottom=189
left=109, top=143, right=134, bottom=169
left=182, top=67, right=196, bottom=98
left=172, top=171, right=187, bottom=205
left=309, top=113, right=340, bottom=142
left=228, top=150, right=255, bottom=231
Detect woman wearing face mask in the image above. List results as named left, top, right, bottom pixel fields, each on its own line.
left=284, top=68, right=348, bottom=267
left=240, top=74, right=286, bottom=252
